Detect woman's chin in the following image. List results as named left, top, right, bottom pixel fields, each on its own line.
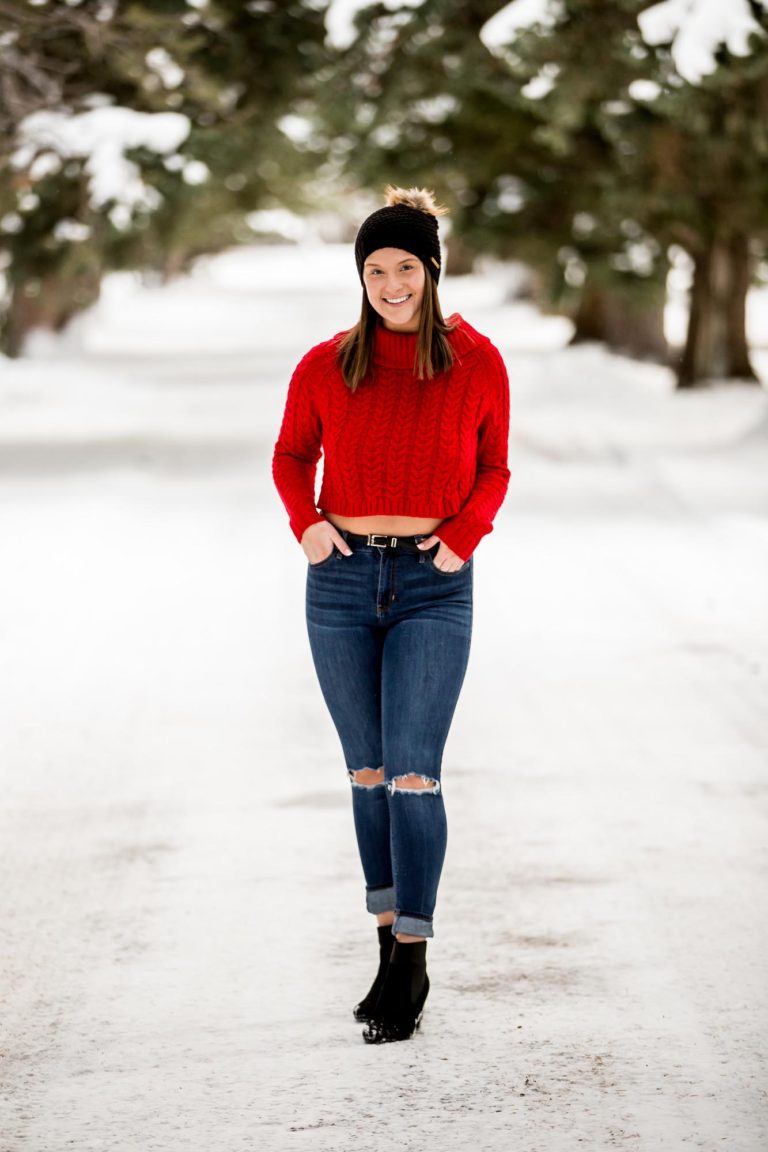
left=379, top=309, right=421, bottom=332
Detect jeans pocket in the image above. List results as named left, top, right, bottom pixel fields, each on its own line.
left=429, top=553, right=469, bottom=576
left=308, top=546, right=337, bottom=569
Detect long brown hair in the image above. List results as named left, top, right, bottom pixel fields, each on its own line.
left=337, top=273, right=456, bottom=392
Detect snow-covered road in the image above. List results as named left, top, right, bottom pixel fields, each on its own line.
left=1, top=248, right=767, bottom=1151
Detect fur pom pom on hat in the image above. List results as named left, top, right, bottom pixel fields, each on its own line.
left=354, top=186, right=446, bottom=284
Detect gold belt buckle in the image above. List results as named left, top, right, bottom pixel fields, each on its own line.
left=368, top=533, right=396, bottom=548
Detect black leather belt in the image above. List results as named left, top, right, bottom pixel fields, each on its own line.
left=340, top=531, right=430, bottom=555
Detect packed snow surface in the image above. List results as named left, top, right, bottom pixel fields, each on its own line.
left=1, top=245, right=766, bottom=1151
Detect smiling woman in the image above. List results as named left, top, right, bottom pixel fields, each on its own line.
left=337, top=187, right=454, bottom=395
left=362, top=250, right=425, bottom=332
left=272, top=185, right=511, bottom=1045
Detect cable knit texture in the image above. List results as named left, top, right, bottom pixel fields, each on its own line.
left=272, top=314, right=510, bottom=561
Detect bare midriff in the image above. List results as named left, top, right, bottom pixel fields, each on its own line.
left=324, top=512, right=442, bottom=537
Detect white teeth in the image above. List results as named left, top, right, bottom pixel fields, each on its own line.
left=384, top=295, right=410, bottom=304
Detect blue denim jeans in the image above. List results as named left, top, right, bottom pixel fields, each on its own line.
left=305, top=531, right=473, bottom=938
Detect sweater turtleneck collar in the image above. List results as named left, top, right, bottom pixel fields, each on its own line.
left=371, top=313, right=482, bottom=369
left=372, top=322, right=419, bottom=369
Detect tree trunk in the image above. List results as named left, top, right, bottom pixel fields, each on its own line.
left=2, top=265, right=101, bottom=358
left=571, top=280, right=669, bottom=362
left=161, top=246, right=192, bottom=284
left=445, top=235, right=476, bottom=276
left=677, top=231, right=757, bottom=387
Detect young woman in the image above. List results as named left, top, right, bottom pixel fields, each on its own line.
left=272, top=186, right=510, bottom=1044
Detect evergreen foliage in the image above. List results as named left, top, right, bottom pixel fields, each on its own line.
left=0, top=0, right=330, bottom=353
left=317, top=0, right=768, bottom=381
left=1, top=0, right=766, bottom=383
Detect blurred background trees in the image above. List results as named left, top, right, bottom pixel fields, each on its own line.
left=1, top=0, right=766, bottom=386
left=0, top=0, right=329, bottom=354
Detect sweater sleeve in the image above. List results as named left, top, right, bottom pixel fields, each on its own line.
left=435, top=345, right=511, bottom=562
left=272, top=347, right=329, bottom=544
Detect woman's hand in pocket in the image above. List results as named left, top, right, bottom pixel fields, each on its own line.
left=301, top=520, right=353, bottom=565
left=417, top=535, right=466, bottom=572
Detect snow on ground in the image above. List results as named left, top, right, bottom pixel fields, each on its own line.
left=1, top=245, right=767, bottom=1151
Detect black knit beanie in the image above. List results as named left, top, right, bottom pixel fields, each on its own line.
left=354, top=203, right=442, bottom=284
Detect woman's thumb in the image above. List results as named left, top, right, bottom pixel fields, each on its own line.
left=417, top=535, right=440, bottom=550
left=330, top=526, right=353, bottom=556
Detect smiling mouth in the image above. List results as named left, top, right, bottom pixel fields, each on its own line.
left=383, top=295, right=412, bottom=305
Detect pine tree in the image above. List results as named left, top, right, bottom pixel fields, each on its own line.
left=0, top=0, right=330, bottom=354
left=316, top=0, right=768, bottom=382
left=633, top=2, right=768, bottom=384
left=317, top=0, right=670, bottom=361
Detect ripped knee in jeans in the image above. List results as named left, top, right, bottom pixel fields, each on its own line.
left=348, top=767, right=385, bottom=788
left=387, top=773, right=441, bottom=795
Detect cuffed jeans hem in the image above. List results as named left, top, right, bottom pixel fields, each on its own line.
left=393, top=913, right=434, bottom=939
left=366, top=885, right=396, bottom=914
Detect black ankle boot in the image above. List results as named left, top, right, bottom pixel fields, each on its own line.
left=353, top=924, right=395, bottom=1023
left=362, top=939, right=429, bottom=1044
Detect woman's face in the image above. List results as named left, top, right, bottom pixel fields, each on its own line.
left=362, top=248, right=426, bottom=332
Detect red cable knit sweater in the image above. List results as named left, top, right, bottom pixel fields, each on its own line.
left=272, top=314, right=510, bottom=561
